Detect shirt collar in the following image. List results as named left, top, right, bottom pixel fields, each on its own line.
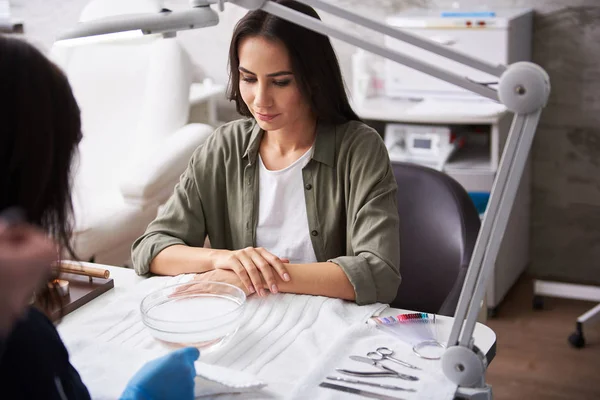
left=243, top=119, right=336, bottom=167
left=312, top=120, right=335, bottom=167
left=243, top=120, right=263, bottom=165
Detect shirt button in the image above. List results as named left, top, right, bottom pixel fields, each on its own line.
left=311, top=230, right=318, bottom=236
left=305, top=183, right=312, bottom=190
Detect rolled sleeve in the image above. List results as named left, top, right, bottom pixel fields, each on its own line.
left=131, top=235, right=186, bottom=276
left=131, top=151, right=208, bottom=275
left=330, top=125, right=401, bottom=305
left=329, top=210, right=401, bottom=305
left=328, top=255, right=375, bottom=305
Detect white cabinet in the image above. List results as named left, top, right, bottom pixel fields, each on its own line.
left=385, top=28, right=510, bottom=98
left=383, top=8, right=533, bottom=100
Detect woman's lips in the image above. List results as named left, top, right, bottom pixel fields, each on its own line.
left=256, top=112, right=279, bottom=122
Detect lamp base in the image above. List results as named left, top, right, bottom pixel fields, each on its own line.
left=442, top=345, right=491, bottom=399
left=456, top=385, right=493, bottom=400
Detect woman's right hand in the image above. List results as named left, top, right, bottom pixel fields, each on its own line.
left=121, top=347, right=200, bottom=400
left=0, top=221, right=57, bottom=335
left=211, top=247, right=290, bottom=296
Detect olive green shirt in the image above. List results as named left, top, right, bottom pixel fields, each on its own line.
left=131, top=118, right=401, bottom=305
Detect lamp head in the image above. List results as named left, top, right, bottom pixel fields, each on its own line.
left=498, top=62, right=550, bottom=114
left=58, top=6, right=219, bottom=41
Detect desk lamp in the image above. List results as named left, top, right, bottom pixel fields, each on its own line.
left=59, top=1, right=550, bottom=398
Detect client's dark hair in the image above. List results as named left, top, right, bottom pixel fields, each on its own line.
left=227, top=0, right=360, bottom=124
left=0, top=35, right=82, bottom=315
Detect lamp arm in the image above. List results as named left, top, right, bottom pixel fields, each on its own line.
left=450, top=111, right=543, bottom=348
left=440, top=110, right=543, bottom=396
left=447, top=60, right=549, bottom=351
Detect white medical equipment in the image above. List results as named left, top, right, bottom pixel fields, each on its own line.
left=58, top=1, right=551, bottom=398
left=383, top=9, right=533, bottom=100
left=384, top=123, right=462, bottom=171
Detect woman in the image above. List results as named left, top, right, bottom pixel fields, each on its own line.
left=0, top=35, right=198, bottom=399
left=132, top=0, right=401, bottom=305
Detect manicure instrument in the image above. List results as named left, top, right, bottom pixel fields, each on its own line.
left=336, top=356, right=419, bottom=381
left=326, top=376, right=416, bottom=392
left=319, top=382, right=406, bottom=400
left=366, top=347, right=421, bottom=370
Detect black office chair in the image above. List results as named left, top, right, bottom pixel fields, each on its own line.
left=390, top=162, right=481, bottom=316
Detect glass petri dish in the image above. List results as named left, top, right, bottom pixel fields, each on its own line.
left=141, top=281, right=246, bottom=353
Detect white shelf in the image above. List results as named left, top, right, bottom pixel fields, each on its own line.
left=188, top=81, right=226, bottom=127
left=446, top=145, right=491, bottom=171
left=446, top=146, right=494, bottom=192
left=189, top=81, right=225, bottom=105
left=446, top=169, right=495, bottom=193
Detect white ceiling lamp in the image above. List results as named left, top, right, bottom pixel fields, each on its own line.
left=58, top=2, right=219, bottom=41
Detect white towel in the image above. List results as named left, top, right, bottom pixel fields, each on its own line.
left=58, top=275, right=386, bottom=399
left=59, top=275, right=266, bottom=399
left=61, top=340, right=266, bottom=399
left=286, top=323, right=458, bottom=400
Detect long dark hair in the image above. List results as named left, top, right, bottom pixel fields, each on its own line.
left=0, top=36, right=82, bottom=314
left=227, top=0, right=360, bottom=124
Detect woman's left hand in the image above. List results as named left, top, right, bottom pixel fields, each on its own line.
left=193, top=269, right=255, bottom=297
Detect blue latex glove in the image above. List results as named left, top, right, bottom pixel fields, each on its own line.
left=120, top=347, right=200, bottom=400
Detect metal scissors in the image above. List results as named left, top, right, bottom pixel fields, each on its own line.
left=335, top=356, right=419, bottom=381
left=366, top=347, right=421, bottom=370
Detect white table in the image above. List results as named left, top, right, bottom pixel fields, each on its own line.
left=58, top=264, right=496, bottom=398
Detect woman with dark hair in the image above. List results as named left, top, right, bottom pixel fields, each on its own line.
left=0, top=35, right=199, bottom=399
left=133, top=0, right=401, bottom=305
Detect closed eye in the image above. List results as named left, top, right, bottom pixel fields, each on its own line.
left=240, top=77, right=291, bottom=87
left=273, top=79, right=291, bottom=87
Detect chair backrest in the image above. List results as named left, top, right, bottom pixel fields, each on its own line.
left=390, top=162, right=481, bottom=316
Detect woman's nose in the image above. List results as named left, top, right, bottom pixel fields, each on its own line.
left=253, top=83, right=272, bottom=108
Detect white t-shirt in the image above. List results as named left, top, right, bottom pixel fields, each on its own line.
left=256, top=147, right=318, bottom=264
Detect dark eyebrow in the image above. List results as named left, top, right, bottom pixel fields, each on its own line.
left=239, top=66, right=293, bottom=77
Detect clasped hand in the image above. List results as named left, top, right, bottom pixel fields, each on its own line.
left=210, top=247, right=290, bottom=296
